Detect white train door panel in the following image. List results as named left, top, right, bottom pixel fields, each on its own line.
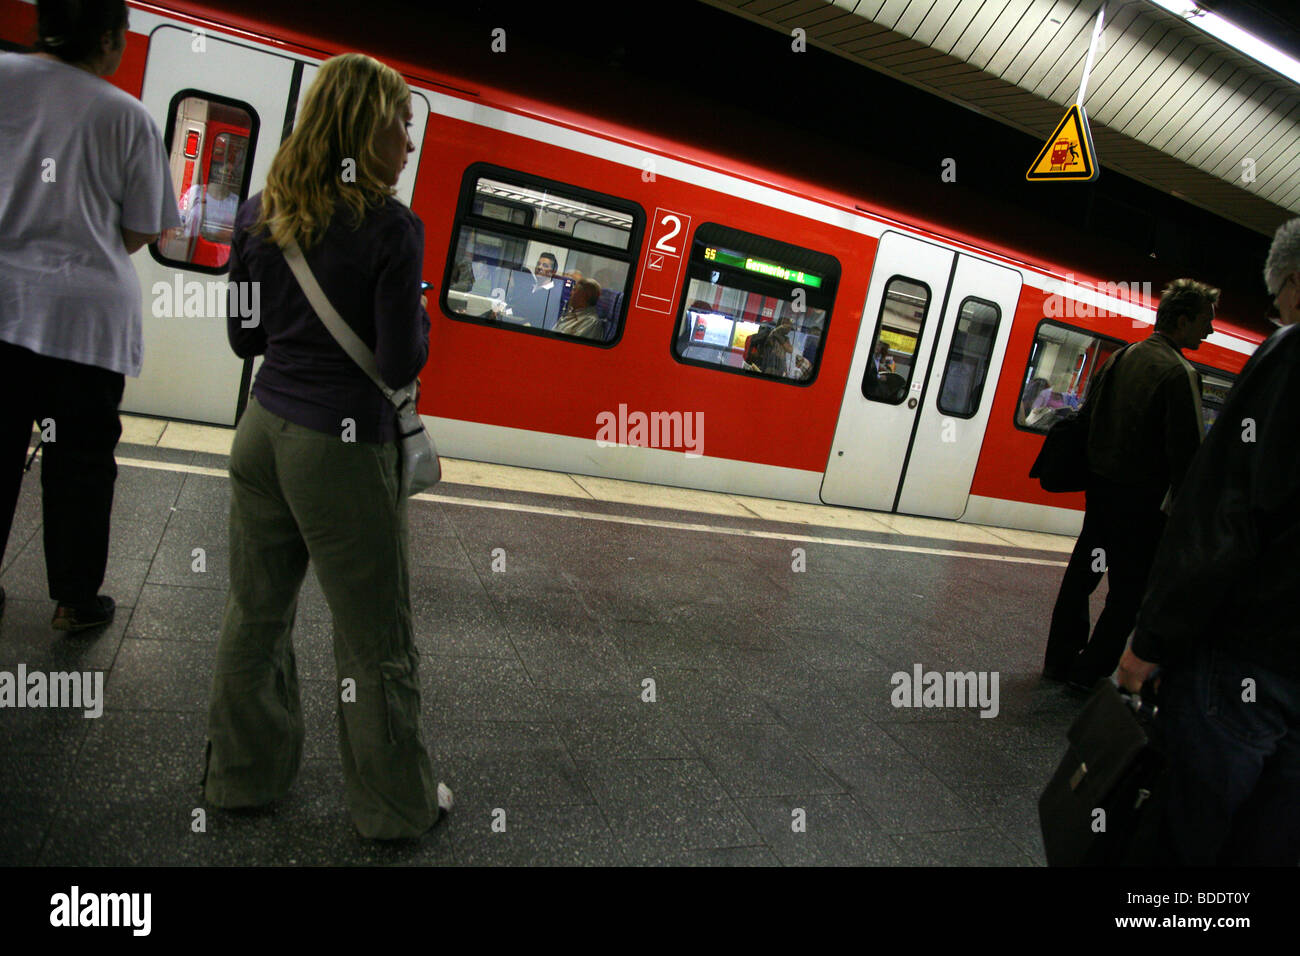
left=123, top=26, right=297, bottom=424
left=820, top=231, right=955, bottom=511
left=896, top=255, right=1021, bottom=519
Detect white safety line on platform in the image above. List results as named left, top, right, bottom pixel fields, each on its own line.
left=118, top=457, right=228, bottom=479
left=414, top=492, right=1068, bottom=567
left=105, top=456, right=1063, bottom=568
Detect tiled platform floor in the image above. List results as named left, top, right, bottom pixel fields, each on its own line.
left=0, top=420, right=1096, bottom=866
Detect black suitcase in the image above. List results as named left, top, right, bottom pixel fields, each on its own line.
left=1039, top=679, right=1168, bottom=866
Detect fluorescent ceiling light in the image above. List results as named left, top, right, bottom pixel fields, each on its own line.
left=1149, top=1, right=1300, bottom=84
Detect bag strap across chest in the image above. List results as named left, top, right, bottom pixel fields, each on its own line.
left=280, top=238, right=403, bottom=404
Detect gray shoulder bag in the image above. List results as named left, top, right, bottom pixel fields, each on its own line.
left=280, top=239, right=440, bottom=497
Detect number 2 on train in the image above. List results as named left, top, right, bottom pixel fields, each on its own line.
left=635, top=208, right=692, bottom=314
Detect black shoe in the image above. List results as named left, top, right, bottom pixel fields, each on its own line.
left=52, top=595, right=115, bottom=632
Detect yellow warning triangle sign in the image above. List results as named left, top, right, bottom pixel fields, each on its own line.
left=1027, top=104, right=1098, bottom=182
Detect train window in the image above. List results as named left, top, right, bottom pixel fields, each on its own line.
left=442, top=167, right=644, bottom=345
left=1192, top=366, right=1235, bottom=436
left=1017, top=321, right=1126, bottom=431
left=862, top=277, right=930, bottom=404
left=937, top=297, right=1001, bottom=418
left=154, top=91, right=258, bottom=273
left=672, top=223, right=840, bottom=383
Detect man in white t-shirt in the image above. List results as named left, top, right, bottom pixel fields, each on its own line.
left=0, top=0, right=181, bottom=631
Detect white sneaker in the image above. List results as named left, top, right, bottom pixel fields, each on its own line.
left=437, top=782, right=454, bottom=816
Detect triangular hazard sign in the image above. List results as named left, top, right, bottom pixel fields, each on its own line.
left=1027, top=104, right=1098, bottom=182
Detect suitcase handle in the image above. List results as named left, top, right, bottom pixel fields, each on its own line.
left=1117, top=678, right=1159, bottom=719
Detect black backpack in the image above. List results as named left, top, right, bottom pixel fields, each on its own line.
left=1029, top=411, right=1091, bottom=492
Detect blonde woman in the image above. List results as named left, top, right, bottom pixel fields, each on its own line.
left=204, top=53, right=450, bottom=839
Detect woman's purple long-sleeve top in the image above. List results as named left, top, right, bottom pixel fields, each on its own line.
left=226, top=192, right=431, bottom=443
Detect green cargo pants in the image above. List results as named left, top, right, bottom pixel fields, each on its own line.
left=204, top=397, right=440, bottom=839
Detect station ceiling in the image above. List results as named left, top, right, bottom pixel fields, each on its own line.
left=700, top=0, right=1300, bottom=236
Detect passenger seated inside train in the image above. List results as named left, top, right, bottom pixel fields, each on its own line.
left=555, top=279, right=603, bottom=339
left=1020, top=376, right=1050, bottom=420
left=1025, top=373, right=1080, bottom=426
left=493, top=252, right=567, bottom=328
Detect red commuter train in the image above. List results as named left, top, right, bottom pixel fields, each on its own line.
left=0, top=0, right=1263, bottom=537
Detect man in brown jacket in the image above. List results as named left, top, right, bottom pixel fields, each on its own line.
left=1043, top=278, right=1217, bottom=689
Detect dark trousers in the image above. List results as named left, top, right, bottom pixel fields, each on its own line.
left=1045, top=477, right=1166, bottom=684
left=1157, top=642, right=1300, bottom=865
left=0, top=341, right=124, bottom=603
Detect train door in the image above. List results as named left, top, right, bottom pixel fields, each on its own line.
left=895, top=255, right=1021, bottom=518
left=122, top=26, right=298, bottom=425
left=820, top=231, right=1021, bottom=518
left=820, top=231, right=954, bottom=510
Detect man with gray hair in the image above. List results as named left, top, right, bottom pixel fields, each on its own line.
left=555, top=278, right=604, bottom=340
left=1044, top=279, right=1216, bottom=690
left=1263, top=216, right=1300, bottom=327
left=1117, top=218, right=1300, bottom=864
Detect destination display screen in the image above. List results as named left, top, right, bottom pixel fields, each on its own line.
left=703, top=246, right=824, bottom=288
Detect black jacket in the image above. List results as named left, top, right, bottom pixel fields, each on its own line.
left=1087, top=332, right=1202, bottom=503
left=1132, top=323, right=1300, bottom=676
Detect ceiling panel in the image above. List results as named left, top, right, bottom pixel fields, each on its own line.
left=1108, top=34, right=1196, bottom=129
left=703, top=0, right=1300, bottom=232
left=912, top=1, right=959, bottom=47
left=971, top=0, right=1039, bottom=74
left=1018, top=3, right=1095, bottom=94
left=875, top=0, right=919, bottom=30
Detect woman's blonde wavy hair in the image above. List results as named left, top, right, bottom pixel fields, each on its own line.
left=255, top=53, right=410, bottom=249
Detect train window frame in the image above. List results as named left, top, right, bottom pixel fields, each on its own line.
left=670, top=221, right=841, bottom=387
left=439, top=163, right=646, bottom=349
left=1014, top=319, right=1129, bottom=435
left=935, top=295, right=1002, bottom=420
left=861, top=275, right=933, bottom=405
left=149, top=88, right=260, bottom=276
